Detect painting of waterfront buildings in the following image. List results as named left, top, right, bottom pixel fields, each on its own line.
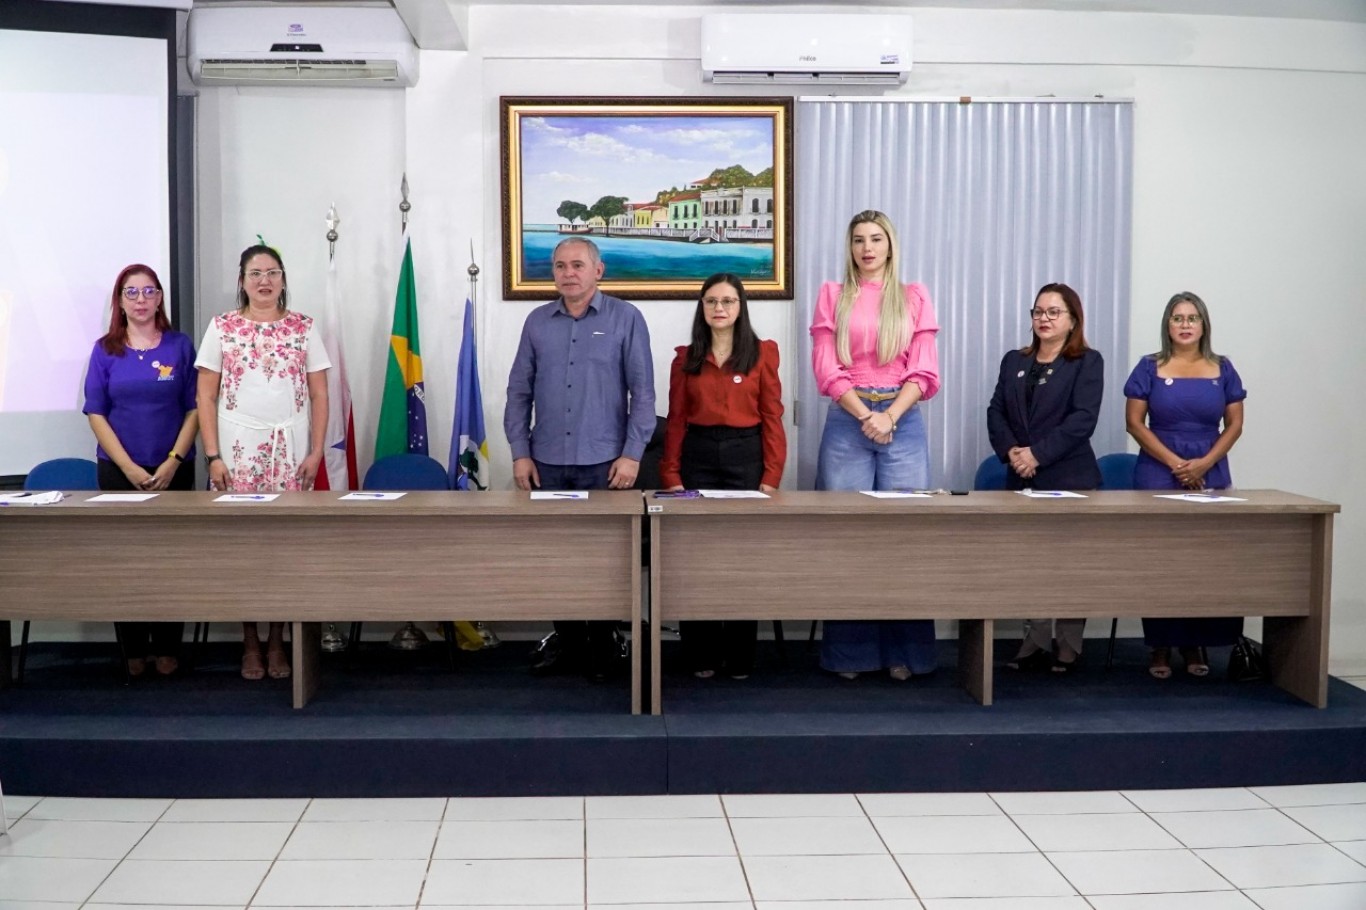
left=501, top=98, right=793, bottom=299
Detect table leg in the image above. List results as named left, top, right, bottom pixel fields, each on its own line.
left=631, top=516, right=642, bottom=715
left=0, top=621, right=11, bottom=690
left=1265, top=515, right=1332, bottom=708
left=292, top=621, right=321, bottom=709
left=957, top=619, right=992, bottom=706
left=650, top=516, right=663, bottom=716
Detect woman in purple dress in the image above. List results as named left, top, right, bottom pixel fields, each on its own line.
left=83, top=264, right=198, bottom=677
left=1124, top=292, right=1246, bottom=679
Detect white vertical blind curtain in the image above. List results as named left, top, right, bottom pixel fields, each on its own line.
left=794, top=100, right=1133, bottom=490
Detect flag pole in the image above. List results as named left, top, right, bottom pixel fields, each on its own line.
left=321, top=201, right=347, bottom=652
left=325, top=202, right=339, bottom=262
left=390, top=174, right=430, bottom=651
left=467, top=239, right=479, bottom=304
left=457, top=240, right=500, bottom=649
left=399, top=173, right=411, bottom=233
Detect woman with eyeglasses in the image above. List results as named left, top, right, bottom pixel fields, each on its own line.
left=810, top=210, right=940, bottom=681
left=1125, top=292, right=1246, bottom=679
left=82, top=263, right=198, bottom=676
left=196, top=244, right=330, bottom=680
left=660, top=272, right=786, bottom=679
left=988, top=283, right=1104, bottom=675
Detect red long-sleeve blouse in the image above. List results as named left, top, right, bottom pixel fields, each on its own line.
left=659, top=339, right=786, bottom=489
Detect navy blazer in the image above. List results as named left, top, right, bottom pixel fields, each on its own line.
left=986, top=348, right=1103, bottom=491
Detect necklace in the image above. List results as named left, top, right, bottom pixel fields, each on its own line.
left=128, top=335, right=160, bottom=361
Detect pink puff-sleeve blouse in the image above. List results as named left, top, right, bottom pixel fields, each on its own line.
left=810, top=280, right=940, bottom=402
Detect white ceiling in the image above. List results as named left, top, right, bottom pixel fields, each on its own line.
left=187, top=0, right=1366, bottom=25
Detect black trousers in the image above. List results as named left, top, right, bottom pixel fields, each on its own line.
left=98, top=457, right=194, bottom=657
left=678, top=426, right=763, bottom=675
left=534, top=459, right=619, bottom=665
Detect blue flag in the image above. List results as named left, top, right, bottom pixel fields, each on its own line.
left=449, top=298, right=488, bottom=490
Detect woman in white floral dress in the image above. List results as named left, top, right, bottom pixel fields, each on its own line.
left=197, top=244, right=330, bottom=680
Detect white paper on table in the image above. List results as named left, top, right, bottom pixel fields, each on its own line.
left=530, top=491, right=589, bottom=500
left=860, top=491, right=933, bottom=499
left=1015, top=490, right=1088, bottom=499
left=697, top=489, right=770, bottom=499
left=0, top=491, right=65, bottom=506
left=86, top=493, right=159, bottom=502
left=1154, top=493, right=1248, bottom=503
left=339, top=491, right=407, bottom=501
left=213, top=493, right=280, bottom=503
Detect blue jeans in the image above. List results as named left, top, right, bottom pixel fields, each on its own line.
left=816, top=393, right=936, bottom=674
left=816, top=398, right=930, bottom=492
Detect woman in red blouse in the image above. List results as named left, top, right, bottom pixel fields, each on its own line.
left=660, top=272, right=786, bottom=679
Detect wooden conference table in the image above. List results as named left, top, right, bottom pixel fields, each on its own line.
left=1, top=488, right=1339, bottom=714
left=649, top=490, right=1338, bottom=713
left=0, top=491, right=644, bottom=711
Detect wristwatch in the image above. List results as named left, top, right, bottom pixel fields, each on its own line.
left=205, top=453, right=222, bottom=465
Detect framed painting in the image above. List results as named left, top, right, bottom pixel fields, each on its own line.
left=501, top=96, right=794, bottom=300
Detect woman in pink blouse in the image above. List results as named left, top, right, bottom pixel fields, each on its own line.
left=810, top=210, right=941, bottom=680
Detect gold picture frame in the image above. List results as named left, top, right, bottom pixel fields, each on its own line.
left=501, top=96, right=794, bottom=300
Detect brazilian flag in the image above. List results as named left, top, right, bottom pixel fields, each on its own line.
left=375, top=236, right=428, bottom=457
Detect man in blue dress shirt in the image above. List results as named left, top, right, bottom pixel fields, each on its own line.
left=504, top=236, right=655, bottom=679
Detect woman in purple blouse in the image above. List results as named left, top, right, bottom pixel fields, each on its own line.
left=83, top=264, right=198, bottom=677
left=1124, top=292, right=1246, bottom=679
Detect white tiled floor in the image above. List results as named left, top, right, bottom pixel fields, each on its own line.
left=2, top=786, right=1365, bottom=908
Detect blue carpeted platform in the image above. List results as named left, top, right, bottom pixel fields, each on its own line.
left=3, top=638, right=1363, bottom=797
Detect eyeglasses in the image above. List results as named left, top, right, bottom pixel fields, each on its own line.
left=703, top=297, right=740, bottom=310
left=1170, top=314, right=1203, bottom=326
left=122, top=287, right=161, bottom=300
left=246, top=269, right=284, bottom=282
left=1029, top=307, right=1067, bottom=321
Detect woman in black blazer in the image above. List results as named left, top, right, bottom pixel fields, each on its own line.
left=987, top=282, right=1104, bottom=674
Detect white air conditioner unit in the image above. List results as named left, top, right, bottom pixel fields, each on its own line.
left=187, top=6, right=418, bottom=88
left=701, top=13, right=912, bottom=86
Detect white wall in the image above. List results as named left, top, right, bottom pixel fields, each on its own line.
left=47, top=5, right=1361, bottom=667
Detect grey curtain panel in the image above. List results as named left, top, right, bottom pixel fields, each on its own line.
left=794, top=99, right=1134, bottom=490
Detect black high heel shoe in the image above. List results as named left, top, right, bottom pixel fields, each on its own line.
left=1051, top=654, right=1081, bottom=675
left=1182, top=646, right=1210, bottom=677
left=1005, top=649, right=1053, bottom=672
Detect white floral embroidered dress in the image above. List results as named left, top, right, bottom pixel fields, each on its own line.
left=196, top=311, right=331, bottom=491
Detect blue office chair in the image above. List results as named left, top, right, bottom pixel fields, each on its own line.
left=352, top=453, right=455, bottom=665
left=973, top=454, right=1009, bottom=491
left=16, top=459, right=99, bottom=684
left=1098, top=452, right=1138, bottom=491
left=24, top=457, right=98, bottom=491
left=362, top=454, right=451, bottom=491
left=1096, top=452, right=1139, bottom=669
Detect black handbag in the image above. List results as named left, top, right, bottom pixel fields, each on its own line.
left=1228, top=636, right=1267, bottom=682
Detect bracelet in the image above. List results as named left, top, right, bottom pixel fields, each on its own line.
left=168, top=450, right=183, bottom=463
left=859, top=412, right=875, bottom=422
left=205, top=454, right=222, bottom=464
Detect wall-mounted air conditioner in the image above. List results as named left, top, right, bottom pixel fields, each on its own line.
left=187, top=6, right=418, bottom=88
left=701, top=13, right=912, bottom=86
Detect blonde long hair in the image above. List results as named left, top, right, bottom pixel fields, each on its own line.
left=835, top=210, right=909, bottom=366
